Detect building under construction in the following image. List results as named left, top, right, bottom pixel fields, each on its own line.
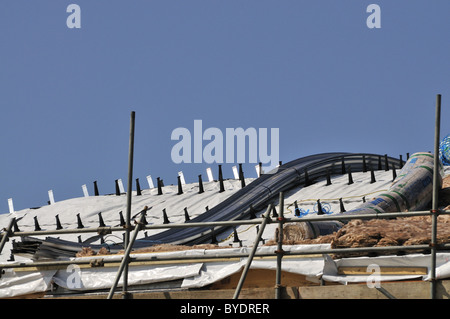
left=1, top=103, right=450, bottom=300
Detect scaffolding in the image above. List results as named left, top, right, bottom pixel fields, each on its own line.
left=1, top=202, right=449, bottom=299
left=0, top=95, right=448, bottom=299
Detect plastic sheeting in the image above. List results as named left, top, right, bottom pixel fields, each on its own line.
left=0, top=245, right=329, bottom=297
left=181, top=245, right=329, bottom=288
left=434, top=254, right=450, bottom=280
left=0, top=269, right=56, bottom=298
left=440, top=134, right=450, bottom=166
left=53, top=262, right=203, bottom=291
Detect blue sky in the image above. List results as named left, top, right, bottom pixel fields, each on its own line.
left=1, top=1, right=449, bottom=212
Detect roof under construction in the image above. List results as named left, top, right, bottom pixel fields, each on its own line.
left=1, top=151, right=450, bottom=299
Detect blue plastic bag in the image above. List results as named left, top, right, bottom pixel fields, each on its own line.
left=440, top=134, right=450, bottom=166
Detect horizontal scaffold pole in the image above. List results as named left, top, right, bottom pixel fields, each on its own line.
left=2, top=243, right=449, bottom=271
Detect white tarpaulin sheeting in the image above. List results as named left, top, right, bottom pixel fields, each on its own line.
left=0, top=245, right=329, bottom=296
left=52, top=262, right=203, bottom=291
left=182, top=244, right=329, bottom=288
left=0, top=269, right=56, bottom=298
left=425, top=253, right=450, bottom=281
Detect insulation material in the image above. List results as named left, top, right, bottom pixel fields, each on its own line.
left=75, top=243, right=227, bottom=257
left=330, top=215, right=450, bottom=256
left=388, top=152, right=443, bottom=211
left=0, top=269, right=56, bottom=298
left=356, top=152, right=437, bottom=211
left=269, top=215, right=450, bottom=258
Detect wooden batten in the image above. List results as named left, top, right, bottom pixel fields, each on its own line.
left=338, top=266, right=428, bottom=276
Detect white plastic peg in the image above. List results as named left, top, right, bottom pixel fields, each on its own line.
left=146, top=175, right=154, bottom=189
left=255, top=164, right=261, bottom=177
left=206, top=167, right=214, bottom=182
left=178, top=171, right=186, bottom=185
left=82, top=184, right=89, bottom=197
left=48, top=190, right=55, bottom=205
left=232, top=166, right=239, bottom=179
left=8, top=198, right=14, bottom=214
left=117, top=179, right=125, bottom=193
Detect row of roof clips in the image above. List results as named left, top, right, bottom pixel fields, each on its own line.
left=93, top=152, right=406, bottom=198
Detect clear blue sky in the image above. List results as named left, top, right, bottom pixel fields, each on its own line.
left=1, top=1, right=449, bottom=212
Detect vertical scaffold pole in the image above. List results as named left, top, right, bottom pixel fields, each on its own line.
left=123, top=111, right=136, bottom=299
left=431, top=94, right=441, bottom=299
left=275, top=192, right=285, bottom=299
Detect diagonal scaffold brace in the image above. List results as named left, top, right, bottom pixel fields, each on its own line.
left=107, top=207, right=149, bottom=299
left=233, top=203, right=273, bottom=299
